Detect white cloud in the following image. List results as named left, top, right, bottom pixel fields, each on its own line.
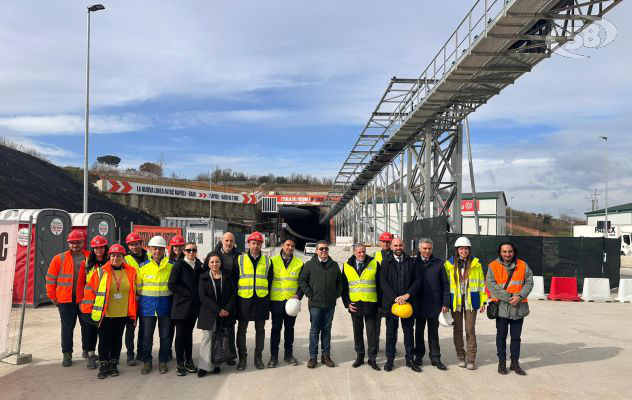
left=0, top=114, right=151, bottom=135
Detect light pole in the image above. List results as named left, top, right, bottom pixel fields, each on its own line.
left=83, top=4, right=105, bottom=213
left=599, top=136, right=608, bottom=238
left=509, top=196, right=515, bottom=235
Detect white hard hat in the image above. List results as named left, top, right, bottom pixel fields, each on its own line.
left=439, top=311, right=454, bottom=327
left=454, top=236, right=472, bottom=248
left=147, top=235, right=167, bottom=248
left=285, top=298, right=301, bottom=317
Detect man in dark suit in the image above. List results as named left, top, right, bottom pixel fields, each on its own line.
left=380, top=238, right=422, bottom=372
left=413, top=238, right=450, bottom=370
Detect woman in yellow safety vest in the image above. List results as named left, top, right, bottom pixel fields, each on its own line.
left=82, top=244, right=138, bottom=379
left=444, top=237, right=487, bottom=370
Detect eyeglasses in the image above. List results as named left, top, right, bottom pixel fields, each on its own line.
left=68, top=241, right=82, bottom=245
left=317, top=247, right=329, bottom=251
left=184, top=248, right=198, bottom=253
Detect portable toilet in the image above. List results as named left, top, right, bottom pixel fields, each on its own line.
left=70, top=212, right=117, bottom=249
left=0, top=209, right=72, bottom=306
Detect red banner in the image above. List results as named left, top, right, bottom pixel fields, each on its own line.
left=132, top=225, right=183, bottom=251
left=461, top=200, right=480, bottom=212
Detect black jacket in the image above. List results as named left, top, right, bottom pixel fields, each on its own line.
left=234, top=251, right=274, bottom=321
left=168, top=258, right=202, bottom=320
left=414, top=254, right=450, bottom=318
left=341, top=254, right=381, bottom=316
left=214, top=242, right=241, bottom=281
left=299, top=256, right=343, bottom=309
left=380, top=252, right=422, bottom=317
left=197, top=271, right=236, bottom=330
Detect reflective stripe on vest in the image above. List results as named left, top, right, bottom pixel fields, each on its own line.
left=237, top=254, right=270, bottom=299
left=91, top=270, right=110, bottom=322
left=444, top=257, right=487, bottom=311
left=137, top=257, right=173, bottom=297
left=343, top=259, right=378, bottom=302
left=489, top=259, right=528, bottom=303
left=270, top=255, right=303, bottom=301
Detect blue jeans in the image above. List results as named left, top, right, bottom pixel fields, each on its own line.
left=141, top=315, right=172, bottom=363
left=308, top=306, right=335, bottom=358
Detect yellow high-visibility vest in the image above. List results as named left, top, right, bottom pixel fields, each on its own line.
left=270, top=255, right=303, bottom=301
left=237, top=254, right=271, bottom=299
left=137, top=257, right=173, bottom=298
left=444, top=257, right=487, bottom=311
left=343, top=259, right=378, bottom=302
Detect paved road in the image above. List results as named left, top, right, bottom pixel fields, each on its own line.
left=1, top=247, right=631, bottom=399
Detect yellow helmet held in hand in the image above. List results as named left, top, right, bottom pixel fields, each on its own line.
left=391, top=302, right=413, bottom=319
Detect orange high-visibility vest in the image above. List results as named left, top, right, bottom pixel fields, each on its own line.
left=46, top=250, right=90, bottom=304
left=488, top=259, right=528, bottom=303
left=81, top=262, right=138, bottom=325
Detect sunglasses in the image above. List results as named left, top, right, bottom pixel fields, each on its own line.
left=184, top=248, right=198, bottom=253
left=318, top=247, right=329, bottom=251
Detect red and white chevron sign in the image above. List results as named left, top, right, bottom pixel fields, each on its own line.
left=98, top=179, right=260, bottom=205
left=106, top=180, right=133, bottom=193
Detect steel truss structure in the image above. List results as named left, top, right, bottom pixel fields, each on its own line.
left=323, top=0, right=622, bottom=243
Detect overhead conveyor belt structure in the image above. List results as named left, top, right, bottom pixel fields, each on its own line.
left=320, top=0, right=622, bottom=243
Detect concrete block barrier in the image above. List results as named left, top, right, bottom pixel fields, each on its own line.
left=581, top=278, right=612, bottom=302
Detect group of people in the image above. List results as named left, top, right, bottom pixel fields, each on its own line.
left=45, top=228, right=533, bottom=380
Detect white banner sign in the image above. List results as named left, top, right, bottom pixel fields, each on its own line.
left=99, top=179, right=259, bottom=204
left=335, top=236, right=354, bottom=247
left=0, top=222, right=19, bottom=356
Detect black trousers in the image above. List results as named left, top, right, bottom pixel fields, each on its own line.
left=82, top=314, right=98, bottom=352
left=98, top=317, right=127, bottom=362
left=237, top=320, right=265, bottom=359
left=496, top=317, right=524, bottom=360
left=174, top=318, right=197, bottom=363
left=414, top=316, right=441, bottom=361
left=123, top=315, right=143, bottom=359
left=270, top=312, right=296, bottom=358
left=58, top=302, right=89, bottom=354
left=169, top=319, right=176, bottom=352
left=351, top=313, right=378, bottom=361
left=385, top=316, right=414, bottom=361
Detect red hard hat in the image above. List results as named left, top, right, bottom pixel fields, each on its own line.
left=379, top=232, right=394, bottom=242
left=67, top=229, right=85, bottom=242
left=125, top=232, right=143, bottom=244
left=170, top=235, right=186, bottom=246
left=108, top=244, right=126, bottom=255
left=90, top=235, right=108, bottom=248
left=247, top=231, right=264, bottom=242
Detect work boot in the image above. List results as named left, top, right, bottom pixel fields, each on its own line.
left=321, top=355, right=335, bottom=368
left=267, top=356, right=278, bottom=368
left=237, top=357, right=247, bottom=371
left=97, top=361, right=109, bottom=379
left=176, top=362, right=187, bottom=376
left=141, top=361, right=153, bottom=375
left=307, top=358, right=317, bottom=369
left=510, top=358, right=527, bottom=376
left=284, top=354, right=299, bottom=366
left=254, top=356, right=265, bottom=370
left=62, top=352, right=72, bottom=367
left=109, top=360, right=119, bottom=377
left=498, top=359, right=508, bottom=375
left=86, top=354, right=98, bottom=370
left=159, top=363, right=168, bottom=374
left=185, top=360, right=198, bottom=373
left=81, top=351, right=89, bottom=359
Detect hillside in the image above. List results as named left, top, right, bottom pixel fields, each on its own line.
left=0, top=144, right=158, bottom=234
left=508, top=208, right=583, bottom=237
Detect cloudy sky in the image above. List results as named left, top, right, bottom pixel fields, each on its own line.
left=1, top=0, right=630, bottom=217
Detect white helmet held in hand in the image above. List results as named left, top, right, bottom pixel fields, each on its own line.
left=147, top=235, right=167, bottom=248
left=439, top=310, right=454, bottom=327
left=454, top=236, right=471, bottom=248
left=285, top=298, right=301, bottom=317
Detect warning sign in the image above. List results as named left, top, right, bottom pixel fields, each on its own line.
left=98, top=221, right=109, bottom=236
left=50, top=218, right=64, bottom=236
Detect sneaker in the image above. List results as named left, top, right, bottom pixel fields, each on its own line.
left=458, top=359, right=466, bottom=368
left=466, top=362, right=476, bottom=370
left=159, top=363, right=168, bottom=374
left=86, top=355, right=98, bottom=370
left=176, top=363, right=187, bottom=376
left=97, top=361, right=109, bottom=379
left=267, top=356, right=278, bottom=368
left=141, top=361, right=153, bottom=375
left=109, top=360, right=119, bottom=377
left=185, top=360, right=198, bottom=373
left=62, top=352, right=72, bottom=367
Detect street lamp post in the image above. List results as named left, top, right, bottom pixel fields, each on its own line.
left=83, top=4, right=105, bottom=213
left=509, top=196, right=515, bottom=235
left=599, top=136, right=608, bottom=238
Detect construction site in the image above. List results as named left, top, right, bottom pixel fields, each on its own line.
left=1, top=0, right=631, bottom=399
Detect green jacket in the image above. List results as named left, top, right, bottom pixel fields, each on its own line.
left=299, top=256, right=343, bottom=309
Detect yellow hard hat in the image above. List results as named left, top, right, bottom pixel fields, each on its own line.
left=391, top=302, right=413, bottom=319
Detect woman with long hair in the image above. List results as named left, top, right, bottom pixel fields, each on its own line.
left=82, top=235, right=109, bottom=370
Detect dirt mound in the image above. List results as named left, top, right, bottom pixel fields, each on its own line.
left=0, top=144, right=158, bottom=235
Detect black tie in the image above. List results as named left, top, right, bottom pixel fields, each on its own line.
left=357, top=262, right=363, bottom=273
